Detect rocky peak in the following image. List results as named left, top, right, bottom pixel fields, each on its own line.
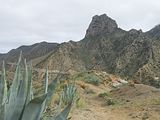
left=85, top=14, right=118, bottom=38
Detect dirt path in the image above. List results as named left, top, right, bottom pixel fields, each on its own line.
left=70, top=95, right=133, bottom=120
left=70, top=82, right=160, bottom=120
left=70, top=82, right=130, bottom=120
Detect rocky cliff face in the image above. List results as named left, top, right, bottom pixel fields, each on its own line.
left=85, top=14, right=118, bottom=38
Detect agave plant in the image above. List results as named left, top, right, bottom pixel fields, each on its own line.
left=0, top=53, right=76, bottom=120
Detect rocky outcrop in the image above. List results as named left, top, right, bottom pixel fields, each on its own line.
left=85, top=14, right=118, bottom=38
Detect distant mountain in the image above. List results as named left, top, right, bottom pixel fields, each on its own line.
left=0, top=41, right=58, bottom=64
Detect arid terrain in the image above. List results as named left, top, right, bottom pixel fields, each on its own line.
left=70, top=80, right=160, bottom=120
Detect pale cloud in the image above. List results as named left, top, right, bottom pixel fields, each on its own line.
left=0, top=0, right=160, bottom=53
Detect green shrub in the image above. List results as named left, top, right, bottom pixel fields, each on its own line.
left=74, top=72, right=100, bottom=86
left=83, top=73, right=100, bottom=86
left=106, top=98, right=117, bottom=106
left=98, top=92, right=109, bottom=98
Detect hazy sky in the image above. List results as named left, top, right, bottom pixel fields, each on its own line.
left=0, top=0, right=160, bottom=53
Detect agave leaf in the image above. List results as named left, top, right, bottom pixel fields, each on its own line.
left=45, top=74, right=60, bottom=105
left=0, top=104, right=6, bottom=120
left=6, top=54, right=29, bottom=120
left=61, top=83, right=76, bottom=105
left=38, top=67, right=49, bottom=118
left=0, top=61, right=8, bottom=106
left=21, top=94, right=47, bottom=120
left=50, top=83, right=76, bottom=120
left=25, top=63, right=33, bottom=105
left=0, top=61, right=7, bottom=120
left=7, top=52, right=22, bottom=101
left=45, top=67, right=48, bottom=94
left=53, top=102, right=72, bottom=120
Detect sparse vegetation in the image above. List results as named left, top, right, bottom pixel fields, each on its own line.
left=150, top=98, right=160, bottom=105
left=74, top=72, right=100, bottom=86
left=105, top=98, right=117, bottom=106
left=76, top=97, right=85, bottom=108
left=98, top=91, right=118, bottom=106
left=98, top=92, right=109, bottom=98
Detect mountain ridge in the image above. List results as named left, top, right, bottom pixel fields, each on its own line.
left=1, top=14, right=160, bottom=87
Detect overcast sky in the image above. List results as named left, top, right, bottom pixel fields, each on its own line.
left=0, top=0, right=160, bottom=53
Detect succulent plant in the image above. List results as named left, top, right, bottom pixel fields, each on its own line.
left=0, top=53, right=75, bottom=120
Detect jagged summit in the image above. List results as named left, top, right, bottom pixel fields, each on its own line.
left=85, top=14, right=118, bottom=38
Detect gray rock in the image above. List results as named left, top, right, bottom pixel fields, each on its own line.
left=85, top=14, right=118, bottom=38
